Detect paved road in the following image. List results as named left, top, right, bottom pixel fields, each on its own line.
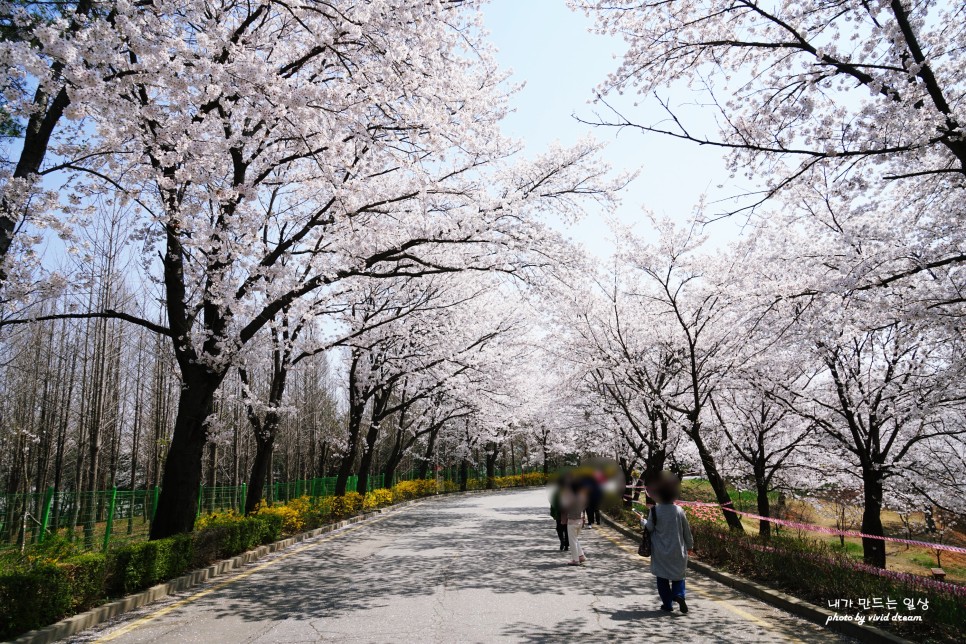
left=72, top=489, right=851, bottom=643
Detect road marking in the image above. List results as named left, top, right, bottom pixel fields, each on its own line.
left=592, top=525, right=805, bottom=643
left=95, top=515, right=390, bottom=643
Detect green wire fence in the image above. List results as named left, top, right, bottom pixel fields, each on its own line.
left=0, top=465, right=530, bottom=554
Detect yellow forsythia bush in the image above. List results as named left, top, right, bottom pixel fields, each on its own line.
left=330, top=491, right=363, bottom=519
left=520, top=472, right=548, bottom=486
left=363, top=488, right=393, bottom=511
left=437, top=480, right=458, bottom=493
left=255, top=502, right=304, bottom=535
left=391, top=480, right=420, bottom=502
left=195, top=509, right=242, bottom=531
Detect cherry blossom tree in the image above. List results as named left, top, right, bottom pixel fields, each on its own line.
left=0, top=0, right=110, bottom=281
left=769, top=308, right=966, bottom=566
left=4, top=0, right=624, bottom=538
left=576, top=0, right=966, bottom=219
left=710, top=356, right=816, bottom=538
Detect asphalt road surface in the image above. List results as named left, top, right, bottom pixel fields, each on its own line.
left=71, top=488, right=852, bottom=643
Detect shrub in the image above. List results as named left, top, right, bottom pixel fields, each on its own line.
left=0, top=563, right=72, bottom=639
left=391, top=480, right=420, bottom=502
left=256, top=502, right=304, bottom=536
left=363, top=489, right=393, bottom=511
left=110, top=533, right=193, bottom=595
left=690, top=522, right=965, bottom=642
left=520, top=472, right=548, bottom=486
left=437, top=480, right=459, bottom=493
left=62, top=553, right=108, bottom=611
left=330, top=492, right=363, bottom=519
left=0, top=552, right=108, bottom=640
left=192, top=512, right=282, bottom=566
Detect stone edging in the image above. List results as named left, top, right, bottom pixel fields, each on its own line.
left=13, top=488, right=526, bottom=644
left=600, top=513, right=911, bottom=644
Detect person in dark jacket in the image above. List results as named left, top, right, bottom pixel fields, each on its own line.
left=583, top=472, right=603, bottom=527
left=550, top=488, right=569, bottom=551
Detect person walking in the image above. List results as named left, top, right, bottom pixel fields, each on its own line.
left=550, top=487, right=569, bottom=551
left=642, top=473, right=694, bottom=613
left=562, top=480, right=588, bottom=565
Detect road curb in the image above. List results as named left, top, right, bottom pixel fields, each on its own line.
left=12, top=488, right=531, bottom=644
left=600, top=513, right=911, bottom=644
left=12, top=486, right=540, bottom=644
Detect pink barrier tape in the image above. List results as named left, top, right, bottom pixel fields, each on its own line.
left=702, top=531, right=966, bottom=598
left=671, top=500, right=966, bottom=555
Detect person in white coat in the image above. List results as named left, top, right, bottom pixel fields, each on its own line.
left=561, top=480, right=588, bottom=565
left=642, top=473, right=694, bottom=613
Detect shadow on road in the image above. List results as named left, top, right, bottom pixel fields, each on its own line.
left=93, top=490, right=846, bottom=643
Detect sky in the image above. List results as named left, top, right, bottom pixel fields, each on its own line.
left=481, top=2, right=739, bottom=259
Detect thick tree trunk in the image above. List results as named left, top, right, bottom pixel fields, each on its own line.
left=149, top=378, right=218, bottom=539
left=644, top=448, right=666, bottom=486
left=335, top=355, right=365, bottom=496
left=861, top=468, right=886, bottom=568
left=245, top=434, right=274, bottom=514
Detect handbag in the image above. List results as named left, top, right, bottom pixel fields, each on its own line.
left=638, top=504, right=656, bottom=557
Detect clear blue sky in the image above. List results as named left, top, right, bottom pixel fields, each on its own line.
left=481, top=2, right=737, bottom=257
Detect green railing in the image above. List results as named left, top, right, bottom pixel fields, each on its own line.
left=0, top=466, right=535, bottom=553
left=0, top=473, right=390, bottom=553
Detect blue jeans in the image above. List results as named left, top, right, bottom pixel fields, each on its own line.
left=656, top=577, right=686, bottom=608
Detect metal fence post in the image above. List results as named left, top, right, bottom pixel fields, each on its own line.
left=102, top=487, right=117, bottom=553
left=38, top=486, right=54, bottom=544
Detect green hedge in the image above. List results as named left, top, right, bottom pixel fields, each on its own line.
left=0, top=477, right=529, bottom=640
left=0, top=513, right=284, bottom=640
left=191, top=514, right=282, bottom=565
left=109, top=533, right=194, bottom=595
left=0, top=552, right=107, bottom=639
left=690, top=522, right=965, bottom=642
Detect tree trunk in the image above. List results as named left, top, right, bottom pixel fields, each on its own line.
left=458, top=459, right=469, bottom=492
left=382, top=433, right=410, bottom=489
left=245, top=433, right=275, bottom=514
left=335, top=402, right=364, bottom=496
left=692, top=431, right=744, bottom=531
left=356, top=420, right=380, bottom=495
left=417, top=428, right=438, bottom=480
left=756, top=480, right=771, bottom=540
left=335, top=354, right=365, bottom=496
left=149, top=377, right=218, bottom=539
left=485, top=443, right=497, bottom=490
left=861, top=467, right=886, bottom=568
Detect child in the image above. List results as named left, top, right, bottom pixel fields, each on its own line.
left=642, top=472, right=694, bottom=613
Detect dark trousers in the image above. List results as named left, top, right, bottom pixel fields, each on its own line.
left=656, top=577, right=686, bottom=608
left=586, top=504, right=601, bottom=525
left=556, top=521, right=569, bottom=548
